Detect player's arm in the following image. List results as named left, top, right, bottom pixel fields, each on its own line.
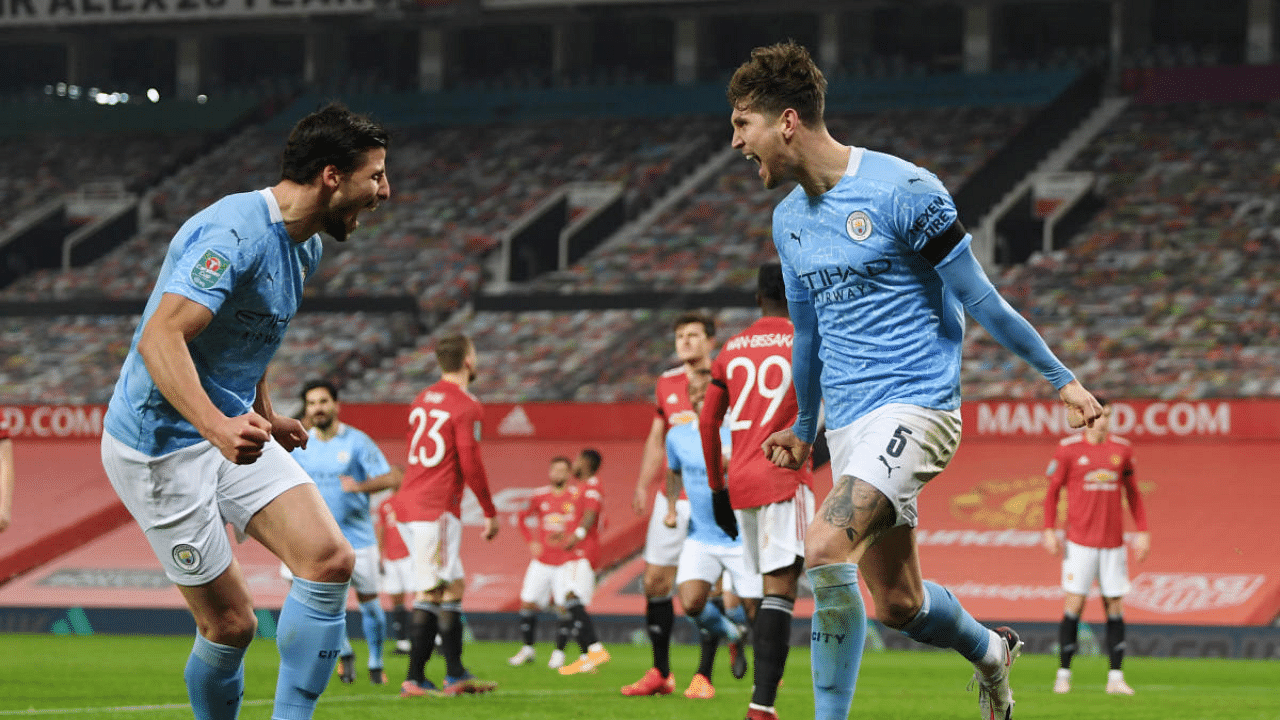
left=1121, top=456, right=1150, bottom=561
left=516, top=498, right=539, bottom=554
left=663, top=468, right=682, bottom=528
left=1041, top=447, right=1069, bottom=555
left=564, top=498, right=600, bottom=550
left=763, top=297, right=822, bottom=469
left=932, top=240, right=1101, bottom=428
left=344, top=466, right=403, bottom=495
left=632, top=415, right=667, bottom=515
left=138, top=292, right=271, bottom=464
left=0, top=436, right=13, bottom=532
left=700, top=376, right=730, bottom=492
left=456, top=411, right=499, bottom=540
left=253, top=374, right=307, bottom=452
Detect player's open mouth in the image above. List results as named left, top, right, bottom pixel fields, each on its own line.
left=745, top=153, right=760, bottom=165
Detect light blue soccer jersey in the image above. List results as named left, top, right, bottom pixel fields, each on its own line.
left=666, top=421, right=736, bottom=548
left=105, top=189, right=322, bottom=456
left=291, top=423, right=391, bottom=550
left=773, top=148, right=968, bottom=432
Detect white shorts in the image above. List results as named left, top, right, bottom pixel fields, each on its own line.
left=740, top=485, right=815, bottom=575
left=102, top=433, right=312, bottom=586
left=824, top=403, right=961, bottom=528
left=555, top=558, right=597, bottom=606
left=278, top=543, right=379, bottom=595
left=676, top=537, right=763, bottom=599
left=519, top=558, right=597, bottom=606
left=380, top=556, right=414, bottom=596
left=643, top=493, right=690, bottom=566
left=399, top=514, right=464, bottom=592
left=1062, top=540, right=1130, bottom=597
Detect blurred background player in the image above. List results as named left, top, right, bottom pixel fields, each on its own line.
left=373, top=489, right=415, bottom=655
left=665, top=368, right=759, bottom=700
left=700, top=262, right=816, bottom=720
left=734, top=42, right=1103, bottom=720
left=1042, top=398, right=1149, bottom=696
left=623, top=312, right=717, bottom=696
left=510, top=456, right=582, bottom=669
left=0, top=416, right=12, bottom=532
left=99, top=102, right=389, bottom=720
left=392, top=333, right=500, bottom=698
left=557, top=449, right=610, bottom=675
left=290, top=379, right=402, bottom=685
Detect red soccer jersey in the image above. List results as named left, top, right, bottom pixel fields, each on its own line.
left=702, top=316, right=814, bottom=509
left=391, top=379, right=497, bottom=523
left=570, top=477, right=604, bottom=568
left=1043, top=433, right=1147, bottom=549
left=654, top=367, right=695, bottom=500
left=376, top=496, right=409, bottom=561
left=518, top=484, right=580, bottom=566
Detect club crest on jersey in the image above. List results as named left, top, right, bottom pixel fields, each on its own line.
left=172, top=544, right=202, bottom=572
left=191, top=249, right=231, bottom=289
left=846, top=211, right=872, bottom=242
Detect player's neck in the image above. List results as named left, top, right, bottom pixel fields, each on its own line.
left=796, top=134, right=851, bottom=197
left=314, top=421, right=340, bottom=442
left=440, top=370, right=471, bottom=391
left=270, top=181, right=325, bottom=243
left=1085, top=429, right=1107, bottom=444
left=684, top=358, right=710, bottom=377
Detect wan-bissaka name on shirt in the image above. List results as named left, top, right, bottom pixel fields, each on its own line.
left=722, top=333, right=794, bottom=352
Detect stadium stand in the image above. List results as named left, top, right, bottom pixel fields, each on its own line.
left=964, top=99, right=1280, bottom=400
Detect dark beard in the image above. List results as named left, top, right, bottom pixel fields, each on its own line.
left=312, top=416, right=334, bottom=431
left=322, top=211, right=349, bottom=242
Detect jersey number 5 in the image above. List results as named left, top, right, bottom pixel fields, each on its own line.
left=408, top=407, right=451, bottom=468
left=725, top=355, right=792, bottom=431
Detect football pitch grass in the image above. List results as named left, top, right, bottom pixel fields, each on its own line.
left=1, top=635, right=1277, bottom=719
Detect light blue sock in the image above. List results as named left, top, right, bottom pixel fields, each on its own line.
left=339, top=633, right=354, bottom=659
left=808, top=563, right=867, bottom=720
left=184, top=633, right=246, bottom=720
left=898, top=581, right=990, bottom=663
left=694, top=602, right=739, bottom=642
left=726, top=603, right=748, bottom=627
left=359, top=599, right=387, bottom=670
left=273, top=577, right=349, bottom=720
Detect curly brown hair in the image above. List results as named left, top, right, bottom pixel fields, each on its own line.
left=726, top=40, right=826, bottom=126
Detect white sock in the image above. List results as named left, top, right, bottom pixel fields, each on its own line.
left=1057, top=668, right=1071, bottom=680
left=1108, top=669, right=1125, bottom=682
left=978, top=629, right=1006, bottom=675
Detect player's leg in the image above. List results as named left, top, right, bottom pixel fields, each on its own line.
left=1099, top=546, right=1134, bottom=695
left=623, top=493, right=687, bottom=695
left=556, top=559, right=610, bottom=674
left=1057, top=540, right=1099, bottom=694
left=1055, top=591, right=1086, bottom=693
left=512, top=560, right=554, bottom=666
left=739, top=492, right=809, bottom=720
left=804, top=475, right=889, bottom=720
left=861, top=525, right=1021, bottom=719
left=246, top=478, right=355, bottom=720
left=434, top=514, right=496, bottom=695
left=678, top=576, right=719, bottom=696
left=102, top=435, right=257, bottom=720
left=551, top=605, right=573, bottom=669
left=353, top=544, right=387, bottom=684
left=721, top=549, right=762, bottom=684
left=397, top=520, right=444, bottom=696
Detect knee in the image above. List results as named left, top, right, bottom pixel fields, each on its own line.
left=875, top=592, right=923, bottom=630
left=305, top=540, right=355, bottom=584
left=679, top=591, right=705, bottom=617
left=197, top=605, right=257, bottom=648
left=643, top=570, right=673, bottom=599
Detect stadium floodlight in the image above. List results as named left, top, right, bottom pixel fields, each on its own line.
left=56, top=82, right=66, bottom=96
left=147, top=88, right=160, bottom=103
left=68, top=85, right=80, bottom=99
left=196, top=94, right=208, bottom=104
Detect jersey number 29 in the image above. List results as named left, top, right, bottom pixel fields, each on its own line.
left=725, top=355, right=792, bottom=431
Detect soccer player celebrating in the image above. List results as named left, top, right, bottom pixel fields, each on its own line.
left=100, top=103, right=389, bottom=720
left=1042, top=398, right=1149, bottom=696
left=730, top=42, right=1103, bottom=720
left=667, top=368, right=761, bottom=700
left=623, top=313, right=717, bottom=696
left=393, top=333, right=500, bottom=698
left=700, top=262, right=815, bottom=720
left=290, top=379, right=402, bottom=685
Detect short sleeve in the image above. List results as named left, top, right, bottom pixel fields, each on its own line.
left=891, top=171, right=963, bottom=257
left=163, top=223, right=247, bottom=315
